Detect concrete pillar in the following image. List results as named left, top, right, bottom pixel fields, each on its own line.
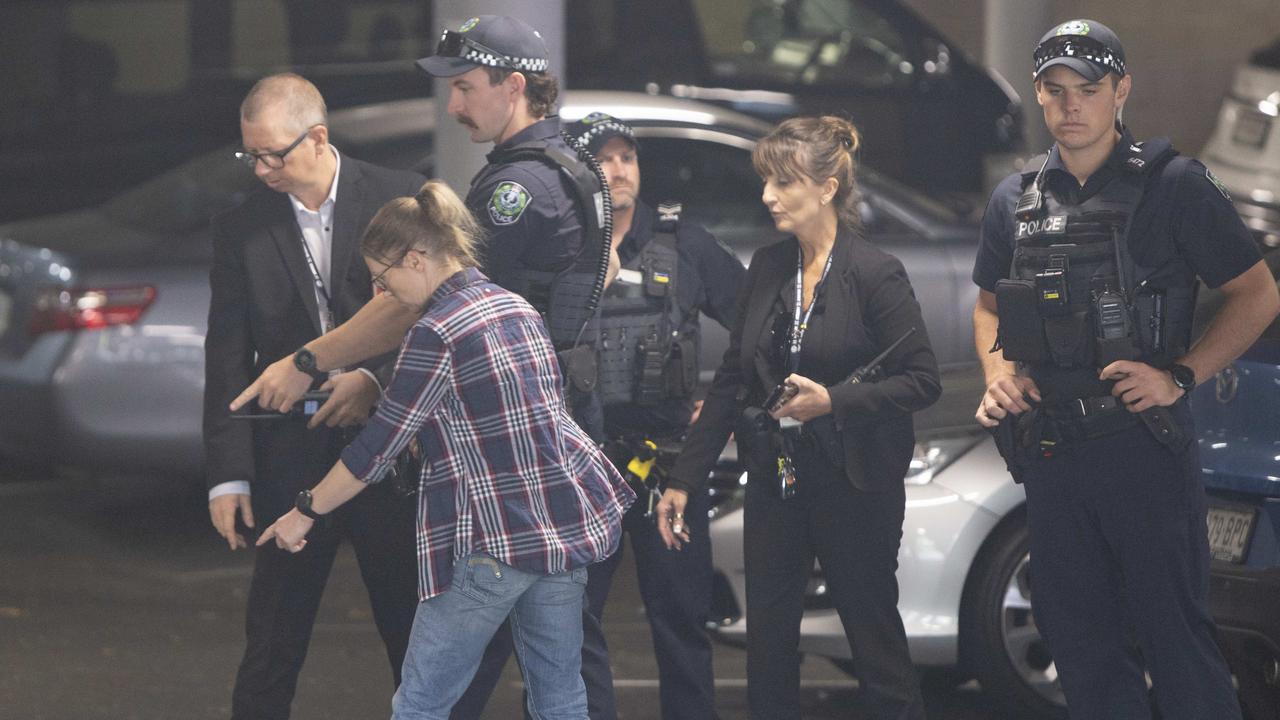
left=984, top=0, right=1054, bottom=154
left=431, top=0, right=565, bottom=195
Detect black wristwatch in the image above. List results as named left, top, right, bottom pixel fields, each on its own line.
left=292, top=347, right=327, bottom=381
left=1168, top=363, right=1196, bottom=395
left=295, top=489, right=327, bottom=521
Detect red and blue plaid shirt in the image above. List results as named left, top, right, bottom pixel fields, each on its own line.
left=342, top=268, right=633, bottom=599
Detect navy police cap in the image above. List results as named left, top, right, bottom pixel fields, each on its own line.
left=564, top=113, right=637, bottom=156
left=417, top=15, right=550, bottom=78
left=1033, top=19, right=1127, bottom=82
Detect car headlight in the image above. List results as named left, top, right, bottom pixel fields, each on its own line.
left=905, top=431, right=986, bottom=486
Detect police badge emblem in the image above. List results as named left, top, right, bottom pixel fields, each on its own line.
left=1056, top=20, right=1090, bottom=36
left=1205, top=169, right=1233, bottom=201
left=488, top=181, right=531, bottom=225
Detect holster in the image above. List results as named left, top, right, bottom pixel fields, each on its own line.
left=737, top=407, right=781, bottom=476
left=798, top=415, right=845, bottom=470
left=988, top=407, right=1044, bottom=484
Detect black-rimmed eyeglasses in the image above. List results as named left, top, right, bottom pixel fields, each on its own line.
left=370, top=254, right=405, bottom=292
left=234, top=127, right=314, bottom=170
left=436, top=29, right=518, bottom=71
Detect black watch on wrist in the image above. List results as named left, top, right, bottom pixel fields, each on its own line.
left=1168, top=363, right=1196, bottom=394
left=293, top=347, right=327, bottom=381
left=295, top=489, right=326, bottom=521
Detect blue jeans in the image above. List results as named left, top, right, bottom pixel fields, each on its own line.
left=392, top=554, right=589, bottom=720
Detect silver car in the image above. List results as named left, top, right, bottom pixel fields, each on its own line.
left=0, top=91, right=1055, bottom=716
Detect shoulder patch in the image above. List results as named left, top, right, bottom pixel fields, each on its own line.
left=1205, top=168, right=1232, bottom=201
left=487, top=181, right=531, bottom=226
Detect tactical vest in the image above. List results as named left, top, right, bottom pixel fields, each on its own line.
left=478, top=135, right=612, bottom=351
left=596, top=203, right=699, bottom=407
left=995, top=137, right=1197, bottom=402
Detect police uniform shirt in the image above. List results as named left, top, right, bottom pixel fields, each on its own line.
left=466, top=117, right=585, bottom=290
left=604, top=200, right=745, bottom=435
left=973, top=128, right=1261, bottom=296
left=616, top=201, right=743, bottom=339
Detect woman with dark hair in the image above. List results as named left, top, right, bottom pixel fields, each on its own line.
left=656, top=117, right=941, bottom=719
left=257, top=180, right=634, bottom=719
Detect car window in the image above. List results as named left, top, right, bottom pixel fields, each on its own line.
left=96, top=127, right=431, bottom=237
left=99, top=150, right=256, bottom=235
left=636, top=136, right=777, bottom=259
left=691, top=0, right=912, bottom=90
left=636, top=134, right=937, bottom=257
left=1250, top=38, right=1280, bottom=69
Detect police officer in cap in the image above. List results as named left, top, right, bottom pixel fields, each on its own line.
left=233, top=15, right=614, bottom=439
left=971, top=19, right=1279, bottom=718
left=418, top=15, right=614, bottom=440
left=564, top=112, right=745, bottom=720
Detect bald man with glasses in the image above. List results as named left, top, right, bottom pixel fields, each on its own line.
left=204, top=72, right=424, bottom=719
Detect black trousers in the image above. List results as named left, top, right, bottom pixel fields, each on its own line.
left=586, top=486, right=719, bottom=720
left=742, top=443, right=924, bottom=720
left=229, top=480, right=419, bottom=720
left=1023, top=419, right=1242, bottom=719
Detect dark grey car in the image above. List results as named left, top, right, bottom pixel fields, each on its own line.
left=0, top=91, right=979, bottom=479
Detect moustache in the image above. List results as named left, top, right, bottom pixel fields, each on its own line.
left=456, top=116, right=478, bottom=130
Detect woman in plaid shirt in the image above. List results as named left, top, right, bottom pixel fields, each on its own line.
left=259, top=180, right=634, bottom=719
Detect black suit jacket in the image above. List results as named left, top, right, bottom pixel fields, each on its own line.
left=202, top=155, right=423, bottom=517
left=669, top=227, right=941, bottom=493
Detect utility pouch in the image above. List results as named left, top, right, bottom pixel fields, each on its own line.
left=994, top=279, right=1047, bottom=363
left=635, top=337, right=666, bottom=405
left=804, top=416, right=846, bottom=470
left=665, top=337, right=698, bottom=398
left=1139, top=406, right=1187, bottom=451
left=737, top=406, right=779, bottom=476
left=558, top=345, right=598, bottom=394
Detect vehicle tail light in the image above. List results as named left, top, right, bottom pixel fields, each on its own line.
left=27, top=285, right=157, bottom=335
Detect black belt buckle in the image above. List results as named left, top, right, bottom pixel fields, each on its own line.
left=1074, top=395, right=1118, bottom=418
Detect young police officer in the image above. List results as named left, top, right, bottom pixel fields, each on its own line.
left=971, top=19, right=1280, bottom=719
left=565, top=113, right=745, bottom=720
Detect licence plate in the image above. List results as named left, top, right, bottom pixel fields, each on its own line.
left=0, top=289, right=11, bottom=336
left=1232, top=110, right=1272, bottom=149
left=1206, top=503, right=1256, bottom=564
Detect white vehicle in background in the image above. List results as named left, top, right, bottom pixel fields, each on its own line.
left=1202, top=37, right=1280, bottom=249
left=705, top=368, right=1067, bottom=720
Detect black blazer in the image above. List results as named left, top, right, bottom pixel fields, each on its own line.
left=669, top=227, right=941, bottom=493
left=202, top=155, right=423, bottom=511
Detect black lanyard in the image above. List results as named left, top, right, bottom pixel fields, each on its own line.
left=788, top=246, right=834, bottom=374
left=299, top=235, right=335, bottom=332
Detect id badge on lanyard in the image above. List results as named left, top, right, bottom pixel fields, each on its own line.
left=299, top=238, right=336, bottom=334
left=778, top=248, right=833, bottom=499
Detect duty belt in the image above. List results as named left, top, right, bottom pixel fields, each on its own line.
left=1040, top=394, right=1140, bottom=444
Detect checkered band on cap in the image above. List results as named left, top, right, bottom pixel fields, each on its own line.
left=570, top=120, right=634, bottom=149
left=1034, top=36, right=1126, bottom=77
left=462, top=47, right=548, bottom=73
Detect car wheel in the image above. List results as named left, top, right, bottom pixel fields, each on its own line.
left=960, top=510, right=1067, bottom=720
left=1224, top=646, right=1280, bottom=720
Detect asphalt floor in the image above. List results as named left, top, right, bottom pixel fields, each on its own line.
left=0, top=470, right=1000, bottom=720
